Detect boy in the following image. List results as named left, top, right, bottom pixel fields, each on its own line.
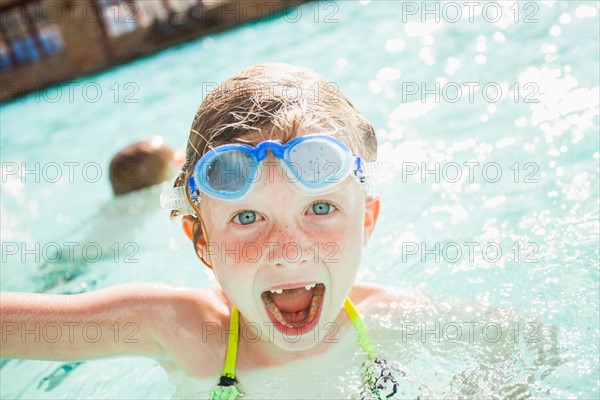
left=109, top=136, right=179, bottom=196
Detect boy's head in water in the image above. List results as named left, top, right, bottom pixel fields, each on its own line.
left=171, top=63, right=381, bottom=351
left=109, top=137, right=177, bottom=195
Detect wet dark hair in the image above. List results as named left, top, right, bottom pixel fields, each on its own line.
left=109, top=139, right=174, bottom=195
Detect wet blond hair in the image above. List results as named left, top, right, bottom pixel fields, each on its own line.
left=171, top=63, right=377, bottom=262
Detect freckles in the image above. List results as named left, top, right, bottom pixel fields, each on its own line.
left=240, top=241, right=262, bottom=264
left=219, top=240, right=263, bottom=266
left=313, top=228, right=359, bottom=264
left=321, top=229, right=346, bottom=244
left=270, top=228, right=314, bottom=250
left=307, top=226, right=343, bottom=246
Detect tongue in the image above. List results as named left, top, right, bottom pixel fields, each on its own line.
left=271, top=286, right=314, bottom=312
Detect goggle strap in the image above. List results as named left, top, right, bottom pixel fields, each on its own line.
left=160, top=186, right=196, bottom=216
left=362, top=161, right=396, bottom=185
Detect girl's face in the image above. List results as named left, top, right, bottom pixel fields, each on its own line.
left=183, top=141, right=380, bottom=351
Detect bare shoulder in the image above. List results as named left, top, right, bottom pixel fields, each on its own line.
left=119, top=283, right=233, bottom=375
left=97, top=282, right=232, bottom=373
left=83, top=282, right=232, bottom=339
left=349, top=282, right=432, bottom=315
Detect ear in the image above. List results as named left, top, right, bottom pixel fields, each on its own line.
left=182, top=215, right=208, bottom=258
left=363, top=194, right=380, bottom=246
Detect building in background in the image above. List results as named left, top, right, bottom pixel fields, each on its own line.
left=0, top=0, right=306, bottom=102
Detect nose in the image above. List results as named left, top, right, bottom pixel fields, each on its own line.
left=253, top=157, right=315, bottom=267
left=263, top=223, right=314, bottom=268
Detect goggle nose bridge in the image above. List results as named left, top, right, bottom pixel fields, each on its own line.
left=255, top=141, right=287, bottom=162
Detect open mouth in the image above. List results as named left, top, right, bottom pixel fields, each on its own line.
left=261, top=283, right=325, bottom=335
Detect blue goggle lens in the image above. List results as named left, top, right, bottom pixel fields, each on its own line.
left=205, top=151, right=251, bottom=192
left=287, top=138, right=351, bottom=187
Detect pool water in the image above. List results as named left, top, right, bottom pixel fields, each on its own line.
left=1, top=1, right=598, bottom=398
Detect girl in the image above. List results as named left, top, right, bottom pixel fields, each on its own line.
left=1, top=63, right=422, bottom=399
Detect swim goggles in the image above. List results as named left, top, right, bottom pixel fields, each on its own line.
left=161, top=134, right=394, bottom=215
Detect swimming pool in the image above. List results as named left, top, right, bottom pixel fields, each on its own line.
left=1, top=0, right=598, bottom=398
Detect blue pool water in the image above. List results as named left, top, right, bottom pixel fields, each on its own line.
left=1, top=1, right=598, bottom=398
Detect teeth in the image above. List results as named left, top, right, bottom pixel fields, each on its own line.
left=269, top=284, right=316, bottom=293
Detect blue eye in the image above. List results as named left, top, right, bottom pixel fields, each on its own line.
left=310, top=202, right=334, bottom=215
left=234, top=211, right=257, bottom=225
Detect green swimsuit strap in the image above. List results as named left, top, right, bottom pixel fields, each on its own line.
left=222, top=306, right=240, bottom=380
left=209, top=307, right=241, bottom=400
left=343, top=297, right=378, bottom=360
left=209, top=299, right=378, bottom=400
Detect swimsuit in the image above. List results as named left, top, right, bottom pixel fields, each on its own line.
left=208, top=298, right=406, bottom=400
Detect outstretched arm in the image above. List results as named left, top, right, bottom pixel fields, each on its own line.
left=0, top=282, right=180, bottom=362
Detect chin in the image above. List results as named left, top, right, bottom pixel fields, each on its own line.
left=270, top=331, right=322, bottom=351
